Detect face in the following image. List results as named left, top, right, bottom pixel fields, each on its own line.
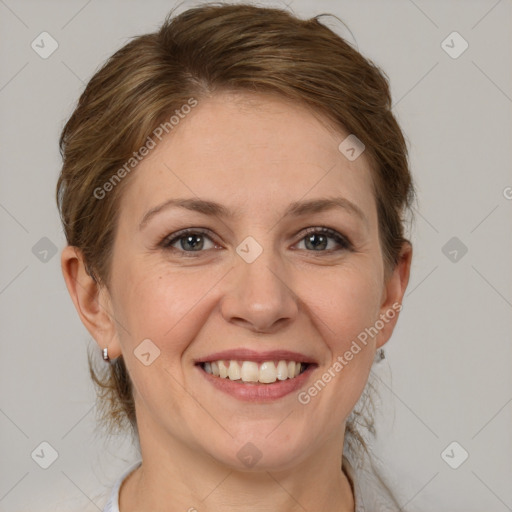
left=81, top=91, right=410, bottom=471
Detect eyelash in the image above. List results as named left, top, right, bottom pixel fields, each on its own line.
left=159, top=227, right=353, bottom=257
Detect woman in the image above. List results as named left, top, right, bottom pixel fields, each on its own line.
left=57, top=3, right=413, bottom=510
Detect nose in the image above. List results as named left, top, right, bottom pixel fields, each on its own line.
left=220, top=246, right=299, bottom=334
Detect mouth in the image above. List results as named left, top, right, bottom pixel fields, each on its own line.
left=199, top=359, right=311, bottom=384
left=194, top=349, right=317, bottom=401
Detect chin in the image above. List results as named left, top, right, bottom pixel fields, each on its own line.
left=201, top=432, right=309, bottom=473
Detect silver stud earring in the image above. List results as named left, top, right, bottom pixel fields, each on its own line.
left=103, top=347, right=110, bottom=362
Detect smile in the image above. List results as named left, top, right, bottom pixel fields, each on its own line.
left=194, top=348, right=317, bottom=401
left=201, top=360, right=309, bottom=384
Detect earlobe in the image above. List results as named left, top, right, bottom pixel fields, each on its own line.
left=60, top=246, right=122, bottom=359
left=375, top=242, right=413, bottom=349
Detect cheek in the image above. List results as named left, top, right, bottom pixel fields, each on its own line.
left=296, top=264, right=382, bottom=405
left=114, top=254, right=382, bottom=358
left=111, top=265, right=220, bottom=419
left=297, top=263, right=382, bottom=350
left=113, top=261, right=225, bottom=354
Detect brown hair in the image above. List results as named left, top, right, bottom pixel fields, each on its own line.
left=57, top=0, right=414, bottom=475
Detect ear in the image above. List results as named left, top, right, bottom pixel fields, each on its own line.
left=60, top=246, right=122, bottom=359
left=375, top=242, right=413, bottom=349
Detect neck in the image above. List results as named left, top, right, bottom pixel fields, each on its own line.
left=120, top=433, right=354, bottom=511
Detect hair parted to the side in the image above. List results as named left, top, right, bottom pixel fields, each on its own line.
left=56, top=0, right=414, bottom=483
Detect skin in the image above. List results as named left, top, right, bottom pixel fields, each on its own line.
left=61, top=90, right=412, bottom=512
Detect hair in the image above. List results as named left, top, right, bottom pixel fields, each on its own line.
left=57, top=0, right=414, bottom=502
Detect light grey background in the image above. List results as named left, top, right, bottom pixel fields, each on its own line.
left=1, top=0, right=511, bottom=510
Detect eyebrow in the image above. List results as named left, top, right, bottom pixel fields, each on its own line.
left=139, top=196, right=367, bottom=230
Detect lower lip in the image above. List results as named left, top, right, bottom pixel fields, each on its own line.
left=196, top=364, right=316, bottom=402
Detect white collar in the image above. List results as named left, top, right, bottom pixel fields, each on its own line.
left=103, top=461, right=142, bottom=512
left=103, top=457, right=399, bottom=511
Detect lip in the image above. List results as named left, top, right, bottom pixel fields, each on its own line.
left=194, top=348, right=317, bottom=365
left=196, top=363, right=316, bottom=402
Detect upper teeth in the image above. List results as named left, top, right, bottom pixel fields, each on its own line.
left=203, top=360, right=305, bottom=383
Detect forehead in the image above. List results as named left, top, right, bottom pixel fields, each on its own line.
left=119, top=91, right=377, bottom=227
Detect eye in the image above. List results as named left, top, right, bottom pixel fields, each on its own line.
left=160, top=228, right=218, bottom=254
left=159, top=226, right=352, bottom=256
left=295, top=227, right=352, bottom=253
